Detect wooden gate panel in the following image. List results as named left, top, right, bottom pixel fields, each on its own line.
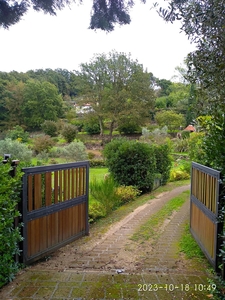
left=190, top=162, right=221, bottom=270
left=191, top=203, right=215, bottom=258
left=22, top=161, right=89, bottom=264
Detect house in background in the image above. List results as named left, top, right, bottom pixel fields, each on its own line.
left=184, top=125, right=196, bottom=132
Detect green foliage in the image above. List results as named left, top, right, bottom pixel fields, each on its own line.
left=60, top=140, right=88, bottom=162
left=76, top=51, right=155, bottom=136
left=118, top=121, right=141, bottom=134
left=103, top=138, right=156, bottom=193
left=6, top=125, right=29, bottom=143
left=115, top=185, right=140, bottom=204
left=88, top=152, right=95, bottom=160
left=61, top=124, right=77, bottom=143
left=0, top=162, right=23, bottom=288
left=155, top=110, right=185, bottom=131
left=70, top=119, right=84, bottom=132
left=174, top=138, right=189, bottom=153
left=36, top=150, right=49, bottom=163
left=181, top=130, right=190, bottom=139
left=83, top=122, right=100, bottom=135
left=0, top=138, right=32, bottom=162
left=89, top=159, right=106, bottom=167
left=41, top=120, right=58, bottom=137
left=22, top=80, right=64, bottom=130
left=141, top=126, right=168, bottom=144
left=179, top=223, right=204, bottom=259
left=32, top=135, right=55, bottom=154
left=90, top=176, right=120, bottom=214
left=154, top=143, right=172, bottom=185
left=89, top=201, right=106, bottom=223
left=170, top=169, right=190, bottom=182
left=188, top=132, right=206, bottom=164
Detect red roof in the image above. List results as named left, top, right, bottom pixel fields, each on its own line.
left=184, top=125, right=196, bottom=132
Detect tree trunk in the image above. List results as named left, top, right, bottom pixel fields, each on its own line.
left=98, top=117, right=104, bottom=136
left=109, top=120, right=115, bottom=139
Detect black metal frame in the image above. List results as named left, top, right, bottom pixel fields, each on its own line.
left=190, top=162, right=222, bottom=271
left=21, top=161, right=89, bottom=264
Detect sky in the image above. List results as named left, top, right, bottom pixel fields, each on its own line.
left=0, top=1, right=196, bottom=81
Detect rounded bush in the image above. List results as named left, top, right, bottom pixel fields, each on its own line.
left=103, top=138, right=156, bottom=193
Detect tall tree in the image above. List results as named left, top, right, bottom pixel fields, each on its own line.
left=22, top=80, right=64, bottom=130
left=76, top=51, right=155, bottom=136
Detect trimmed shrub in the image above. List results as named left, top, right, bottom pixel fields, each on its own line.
left=154, top=143, right=172, bottom=185
left=41, top=120, right=58, bottom=137
left=116, top=185, right=140, bottom=204
left=89, top=159, right=106, bottom=167
left=103, top=138, right=156, bottom=193
left=32, top=135, right=55, bottom=154
left=0, top=162, right=23, bottom=288
left=90, top=176, right=120, bottom=214
left=6, top=125, right=29, bottom=143
left=61, top=124, right=77, bottom=143
left=0, top=138, right=32, bottom=162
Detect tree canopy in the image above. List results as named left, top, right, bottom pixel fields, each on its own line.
left=0, top=0, right=143, bottom=31
left=76, top=51, right=155, bottom=136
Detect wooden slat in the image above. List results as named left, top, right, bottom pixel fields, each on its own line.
left=59, top=170, right=62, bottom=202
left=68, top=169, right=71, bottom=200
left=27, top=175, right=33, bottom=211
left=76, top=168, right=79, bottom=197
left=54, top=171, right=59, bottom=204
left=34, top=174, right=42, bottom=209
left=79, top=168, right=83, bottom=195
left=45, top=172, right=52, bottom=207
left=71, top=168, right=75, bottom=198
left=63, top=170, right=68, bottom=201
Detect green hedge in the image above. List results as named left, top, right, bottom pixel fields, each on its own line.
left=89, top=159, right=106, bottom=167
left=103, top=138, right=172, bottom=192
left=0, top=162, right=23, bottom=288
left=154, top=143, right=172, bottom=185
left=103, top=138, right=156, bottom=193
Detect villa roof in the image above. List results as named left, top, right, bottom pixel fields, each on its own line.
left=184, top=125, right=196, bottom=132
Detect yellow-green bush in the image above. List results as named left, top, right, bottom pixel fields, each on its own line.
left=116, top=185, right=140, bottom=204
left=170, top=169, right=190, bottom=181
left=89, top=201, right=106, bottom=223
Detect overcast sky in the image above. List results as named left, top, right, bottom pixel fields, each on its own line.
left=0, top=1, right=195, bottom=80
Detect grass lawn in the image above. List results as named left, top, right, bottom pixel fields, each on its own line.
left=90, top=167, right=108, bottom=182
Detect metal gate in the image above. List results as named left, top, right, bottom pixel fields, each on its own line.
left=21, top=161, right=89, bottom=264
left=190, top=162, right=222, bottom=271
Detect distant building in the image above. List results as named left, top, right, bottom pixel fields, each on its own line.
left=184, top=125, right=196, bottom=132
left=75, top=103, right=94, bottom=114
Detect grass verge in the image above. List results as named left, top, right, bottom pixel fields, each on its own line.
left=179, top=222, right=205, bottom=260
left=130, top=190, right=189, bottom=243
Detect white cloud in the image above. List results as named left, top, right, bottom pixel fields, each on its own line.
left=0, top=1, right=195, bottom=80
